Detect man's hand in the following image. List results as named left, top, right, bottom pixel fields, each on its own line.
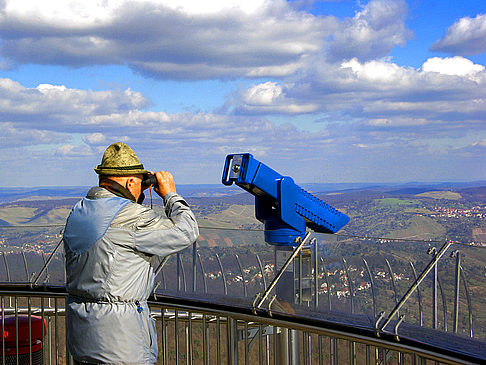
left=154, top=171, right=177, bottom=198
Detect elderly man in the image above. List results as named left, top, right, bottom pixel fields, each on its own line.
left=63, top=142, right=199, bottom=364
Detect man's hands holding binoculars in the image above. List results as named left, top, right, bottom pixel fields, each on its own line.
left=142, top=171, right=176, bottom=198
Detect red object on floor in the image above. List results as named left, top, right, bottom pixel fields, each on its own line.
left=1, top=315, right=47, bottom=363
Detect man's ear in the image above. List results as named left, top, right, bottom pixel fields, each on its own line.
left=126, top=177, right=135, bottom=190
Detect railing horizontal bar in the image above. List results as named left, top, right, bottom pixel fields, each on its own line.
left=1, top=307, right=65, bottom=315
left=0, top=284, right=482, bottom=365
left=146, top=300, right=479, bottom=365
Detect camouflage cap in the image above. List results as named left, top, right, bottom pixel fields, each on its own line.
left=94, top=142, right=150, bottom=176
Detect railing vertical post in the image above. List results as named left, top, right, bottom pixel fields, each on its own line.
left=452, top=250, right=461, bottom=334
left=216, top=317, right=221, bottom=365
left=64, top=297, right=71, bottom=365
left=175, top=310, right=179, bottom=365
left=274, top=327, right=300, bottom=365
left=55, top=297, right=59, bottom=365
left=161, top=308, right=167, bottom=365
left=349, top=341, right=356, bottom=365
left=14, top=296, right=18, bottom=365
left=258, top=323, right=263, bottom=365
left=41, top=297, right=45, bottom=365
left=308, top=334, right=312, bottom=365
left=330, top=338, right=338, bottom=365
left=428, top=248, right=438, bottom=330
left=244, top=321, right=249, bottom=365
left=266, top=329, right=270, bottom=365
left=48, top=315, right=52, bottom=365
left=303, top=332, right=308, bottom=365
left=273, top=326, right=277, bottom=365
left=291, top=329, right=299, bottom=365
left=187, top=312, right=193, bottom=365
left=318, top=335, right=323, bottom=365
left=202, top=314, right=208, bottom=365
left=227, top=318, right=238, bottom=365
left=276, top=328, right=289, bottom=364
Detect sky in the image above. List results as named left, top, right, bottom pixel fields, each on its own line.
left=0, top=0, right=485, bottom=187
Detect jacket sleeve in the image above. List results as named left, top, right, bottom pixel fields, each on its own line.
left=132, top=192, right=199, bottom=257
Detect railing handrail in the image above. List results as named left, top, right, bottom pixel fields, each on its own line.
left=0, top=283, right=484, bottom=365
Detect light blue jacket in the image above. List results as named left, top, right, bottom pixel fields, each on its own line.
left=63, top=187, right=199, bottom=364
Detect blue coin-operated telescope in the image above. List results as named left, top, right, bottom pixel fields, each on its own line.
left=222, top=153, right=350, bottom=245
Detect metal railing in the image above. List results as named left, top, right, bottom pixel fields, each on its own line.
left=0, top=226, right=485, bottom=364
left=0, top=285, right=483, bottom=365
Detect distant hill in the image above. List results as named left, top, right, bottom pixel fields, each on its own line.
left=415, top=191, right=462, bottom=200
left=459, top=186, right=486, bottom=202
left=0, top=180, right=485, bottom=245
left=0, top=187, right=87, bottom=204
left=0, top=184, right=242, bottom=204
left=317, top=189, right=393, bottom=204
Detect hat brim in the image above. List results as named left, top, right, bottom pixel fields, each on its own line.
left=94, top=166, right=151, bottom=176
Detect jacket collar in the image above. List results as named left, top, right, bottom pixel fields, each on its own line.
left=99, top=179, right=137, bottom=203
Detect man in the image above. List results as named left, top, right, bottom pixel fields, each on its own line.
left=63, top=142, right=199, bottom=364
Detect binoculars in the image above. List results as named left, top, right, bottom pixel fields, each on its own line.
left=142, top=174, right=157, bottom=189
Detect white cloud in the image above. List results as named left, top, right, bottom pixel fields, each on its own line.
left=341, top=58, right=411, bottom=83
left=82, top=132, right=106, bottom=145
left=421, top=56, right=485, bottom=79
left=0, top=122, right=68, bottom=147
left=430, top=13, right=486, bottom=56
left=0, top=0, right=413, bottom=79
left=0, top=78, right=332, bottom=161
left=55, top=144, right=76, bottom=156
left=0, top=74, right=484, bottom=185
left=242, top=82, right=282, bottom=105
left=0, top=1, right=484, bottom=184
left=326, top=0, right=411, bottom=62
left=0, top=0, right=324, bottom=79
left=233, top=82, right=319, bottom=114
left=37, top=84, right=67, bottom=92
left=0, top=79, right=148, bottom=128
left=230, top=56, right=486, bottom=139
left=4, top=0, right=267, bottom=24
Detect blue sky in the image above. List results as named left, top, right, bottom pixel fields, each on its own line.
left=0, top=0, right=485, bottom=187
